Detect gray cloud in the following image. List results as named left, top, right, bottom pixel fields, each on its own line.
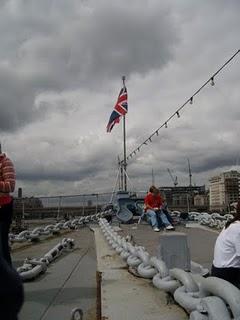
left=0, top=0, right=178, bottom=132
left=191, top=154, right=239, bottom=174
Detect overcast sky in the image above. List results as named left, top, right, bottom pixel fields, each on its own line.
left=0, top=0, right=240, bottom=196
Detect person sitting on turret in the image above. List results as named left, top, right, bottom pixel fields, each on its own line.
left=144, top=186, right=174, bottom=232
left=211, top=200, right=240, bottom=287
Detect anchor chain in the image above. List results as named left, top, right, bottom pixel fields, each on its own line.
left=10, top=211, right=111, bottom=243
left=188, top=212, right=233, bottom=230
left=99, top=218, right=240, bottom=319
left=17, top=238, right=75, bottom=281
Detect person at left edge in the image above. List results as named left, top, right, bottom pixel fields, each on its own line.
left=0, top=152, right=24, bottom=320
left=0, top=151, right=16, bottom=266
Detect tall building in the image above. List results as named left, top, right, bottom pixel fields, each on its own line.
left=209, top=170, right=240, bottom=211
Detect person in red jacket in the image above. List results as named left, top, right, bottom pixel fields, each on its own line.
left=0, top=150, right=24, bottom=320
left=0, top=151, right=16, bottom=265
left=144, top=186, right=174, bottom=232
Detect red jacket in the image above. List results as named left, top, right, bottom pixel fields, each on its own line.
left=144, top=192, right=163, bottom=211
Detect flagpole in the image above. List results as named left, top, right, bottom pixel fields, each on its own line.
left=120, top=163, right=124, bottom=190
left=118, top=156, right=123, bottom=190
left=122, top=76, right=127, bottom=192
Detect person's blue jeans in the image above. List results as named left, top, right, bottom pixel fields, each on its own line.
left=162, top=208, right=173, bottom=225
left=156, top=210, right=172, bottom=228
left=146, top=209, right=158, bottom=228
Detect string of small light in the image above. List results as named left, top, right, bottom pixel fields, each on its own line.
left=125, top=49, right=240, bottom=163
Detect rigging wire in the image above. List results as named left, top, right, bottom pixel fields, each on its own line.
left=125, top=49, right=240, bottom=163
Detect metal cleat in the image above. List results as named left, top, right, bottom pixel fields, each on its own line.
left=70, top=308, right=83, bottom=320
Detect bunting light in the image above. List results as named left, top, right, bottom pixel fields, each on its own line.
left=123, top=49, right=240, bottom=163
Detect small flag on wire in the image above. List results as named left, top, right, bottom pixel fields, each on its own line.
left=106, top=85, right=128, bottom=133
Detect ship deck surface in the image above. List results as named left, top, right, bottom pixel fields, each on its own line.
left=121, top=222, right=218, bottom=269
left=12, top=222, right=219, bottom=320
left=13, top=228, right=96, bottom=320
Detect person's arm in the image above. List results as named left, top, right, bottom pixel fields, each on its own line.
left=0, top=158, right=16, bottom=193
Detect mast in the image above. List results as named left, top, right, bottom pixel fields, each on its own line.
left=152, top=168, right=155, bottom=185
left=122, top=76, right=127, bottom=191
left=187, top=158, right=192, bottom=212
left=188, top=159, right=192, bottom=187
left=117, top=156, right=122, bottom=190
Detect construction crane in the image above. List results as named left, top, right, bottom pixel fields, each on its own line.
left=187, top=159, right=192, bottom=187
left=167, top=168, right=178, bottom=187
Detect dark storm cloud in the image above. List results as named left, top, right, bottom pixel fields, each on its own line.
left=68, top=2, right=178, bottom=82
left=0, top=65, right=38, bottom=131
left=0, top=0, right=178, bottom=132
left=189, top=152, right=240, bottom=174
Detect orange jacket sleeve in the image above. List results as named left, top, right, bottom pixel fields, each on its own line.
left=0, top=157, right=16, bottom=193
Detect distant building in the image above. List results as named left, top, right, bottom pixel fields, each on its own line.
left=159, top=185, right=207, bottom=211
left=14, top=196, right=43, bottom=214
left=194, top=194, right=209, bottom=207
left=87, top=199, right=93, bottom=207
left=209, top=170, right=240, bottom=211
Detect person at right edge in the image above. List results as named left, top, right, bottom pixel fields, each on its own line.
left=0, top=150, right=24, bottom=319
left=212, top=200, right=240, bottom=288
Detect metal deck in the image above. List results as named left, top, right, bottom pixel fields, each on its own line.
left=94, top=227, right=188, bottom=320
left=11, top=222, right=219, bottom=320
left=120, top=223, right=218, bottom=269
left=13, top=228, right=97, bottom=320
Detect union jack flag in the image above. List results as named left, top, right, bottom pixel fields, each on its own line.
left=106, top=86, right=128, bottom=132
